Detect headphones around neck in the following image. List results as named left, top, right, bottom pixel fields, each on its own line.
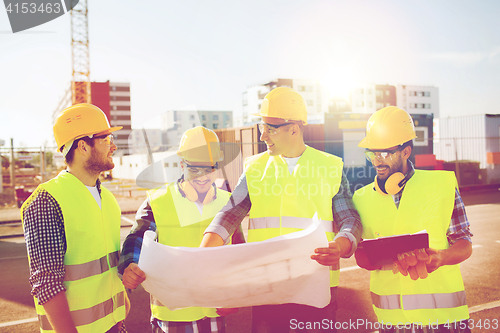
left=373, top=161, right=415, bottom=195
left=177, top=179, right=217, bottom=204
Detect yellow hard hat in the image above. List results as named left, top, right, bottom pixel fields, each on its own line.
left=253, top=87, right=308, bottom=124
left=53, top=103, right=122, bottom=152
left=358, top=106, right=416, bottom=149
left=177, top=126, right=224, bottom=165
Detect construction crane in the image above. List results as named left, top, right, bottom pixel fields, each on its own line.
left=70, top=0, right=91, bottom=105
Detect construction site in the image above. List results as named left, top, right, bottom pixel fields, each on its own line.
left=1, top=1, right=500, bottom=333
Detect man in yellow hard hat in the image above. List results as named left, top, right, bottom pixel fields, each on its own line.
left=21, top=103, right=127, bottom=333
left=201, top=87, right=362, bottom=332
left=118, top=126, right=242, bottom=333
left=353, top=106, right=473, bottom=333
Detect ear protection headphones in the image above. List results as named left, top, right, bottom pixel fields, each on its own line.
left=373, top=161, right=415, bottom=195
left=177, top=179, right=217, bottom=204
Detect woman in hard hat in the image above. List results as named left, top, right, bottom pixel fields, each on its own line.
left=119, top=126, right=241, bottom=333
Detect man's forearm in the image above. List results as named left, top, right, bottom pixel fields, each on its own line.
left=442, top=239, right=473, bottom=266
left=43, top=292, right=77, bottom=333
left=200, top=232, right=224, bottom=247
left=335, top=236, right=352, bottom=258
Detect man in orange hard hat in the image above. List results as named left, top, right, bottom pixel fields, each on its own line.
left=21, top=103, right=128, bottom=332
left=118, top=126, right=243, bottom=333
left=201, top=87, right=362, bottom=332
left=353, top=106, right=473, bottom=333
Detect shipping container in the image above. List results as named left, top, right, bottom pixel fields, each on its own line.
left=435, top=114, right=500, bottom=184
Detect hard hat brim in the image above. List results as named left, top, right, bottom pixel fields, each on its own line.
left=58, top=126, right=123, bottom=152
left=251, top=112, right=308, bottom=125
left=136, top=142, right=241, bottom=189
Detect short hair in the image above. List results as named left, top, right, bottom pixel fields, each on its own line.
left=64, top=136, right=95, bottom=165
left=400, top=140, right=413, bottom=155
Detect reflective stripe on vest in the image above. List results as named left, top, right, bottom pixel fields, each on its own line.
left=245, top=147, right=344, bottom=288
left=27, top=171, right=127, bottom=332
left=148, top=185, right=231, bottom=321
left=354, top=170, right=468, bottom=324
left=64, top=251, right=119, bottom=281
left=38, top=291, right=126, bottom=330
left=371, top=291, right=467, bottom=310
left=371, top=292, right=401, bottom=310
left=248, top=216, right=334, bottom=233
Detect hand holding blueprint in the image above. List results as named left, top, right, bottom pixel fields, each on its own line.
left=138, top=216, right=331, bottom=310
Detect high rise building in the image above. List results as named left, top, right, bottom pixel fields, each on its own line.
left=53, top=81, right=132, bottom=155
left=396, top=85, right=439, bottom=117
left=242, top=78, right=327, bottom=124
left=160, top=110, right=233, bottom=148
left=350, top=84, right=397, bottom=114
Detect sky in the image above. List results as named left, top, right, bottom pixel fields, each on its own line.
left=1, top=0, right=500, bottom=148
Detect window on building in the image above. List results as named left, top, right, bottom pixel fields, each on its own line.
left=213, top=123, right=218, bottom=129
left=298, top=85, right=313, bottom=92
left=202, top=115, right=206, bottom=120
left=307, top=100, right=314, bottom=106
left=213, top=115, right=219, bottom=121
left=425, top=91, right=430, bottom=97
left=356, top=88, right=364, bottom=95
left=356, top=101, right=364, bottom=107
left=376, top=102, right=384, bottom=109
left=202, top=123, right=207, bottom=127
left=368, top=102, right=373, bottom=107
left=164, top=163, right=169, bottom=167
left=112, top=86, right=116, bottom=91
left=386, top=90, right=390, bottom=96
left=386, top=103, right=390, bottom=107
left=189, top=115, right=195, bottom=120
left=376, top=90, right=382, bottom=98
left=192, top=124, right=196, bottom=127
left=173, top=162, right=178, bottom=168
left=367, top=89, right=372, bottom=95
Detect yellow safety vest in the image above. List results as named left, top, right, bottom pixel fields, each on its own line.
left=353, top=170, right=469, bottom=325
left=148, top=183, right=231, bottom=322
left=22, top=171, right=126, bottom=333
left=245, top=146, right=343, bottom=287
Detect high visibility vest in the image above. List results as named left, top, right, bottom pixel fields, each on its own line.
left=22, top=171, right=126, bottom=333
left=245, top=146, right=343, bottom=287
left=353, top=170, right=469, bottom=325
left=148, top=184, right=231, bottom=322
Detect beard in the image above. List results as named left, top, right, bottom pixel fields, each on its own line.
left=85, top=149, right=114, bottom=174
left=376, top=158, right=405, bottom=189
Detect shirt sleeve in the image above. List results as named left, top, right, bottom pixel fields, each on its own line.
left=447, top=188, right=473, bottom=245
left=22, top=188, right=67, bottom=305
left=332, top=172, right=363, bottom=258
left=204, top=173, right=251, bottom=244
left=118, top=197, right=157, bottom=276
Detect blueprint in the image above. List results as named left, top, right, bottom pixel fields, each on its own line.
left=138, top=216, right=331, bottom=310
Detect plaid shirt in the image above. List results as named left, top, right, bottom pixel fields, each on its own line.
left=393, top=188, right=473, bottom=244
left=118, top=186, right=227, bottom=332
left=21, top=178, right=102, bottom=305
left=204, top=171, right=362, bottom=257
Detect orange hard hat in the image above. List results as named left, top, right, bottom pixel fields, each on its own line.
left=358, top=106, right=416, bottom=149
left=53, top=103, right=122, bottom=152
left=177, top=126, right=224, bottom=165
left=253, top=87, right=308, bottom=124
